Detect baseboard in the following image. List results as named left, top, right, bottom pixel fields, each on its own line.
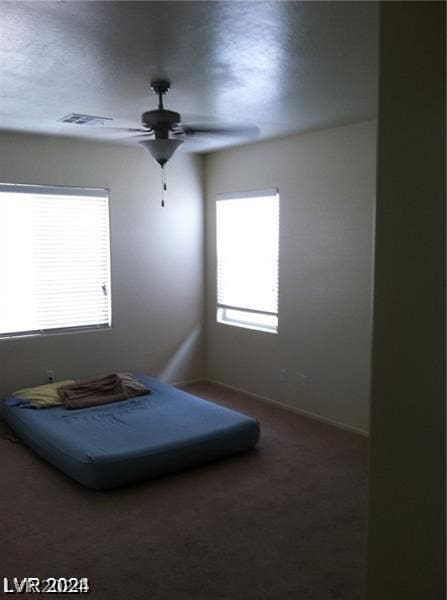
left=207, top=379, right=369, bottom=437
left=171, top=378, right=206, bottom=388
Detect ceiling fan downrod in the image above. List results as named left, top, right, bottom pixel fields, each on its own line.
left=151, top=80, right=170, bottom=111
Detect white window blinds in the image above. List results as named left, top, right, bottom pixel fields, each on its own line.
left=0, top=184, right=111, bottom=338
left=216, top=189, right=279, bottom=333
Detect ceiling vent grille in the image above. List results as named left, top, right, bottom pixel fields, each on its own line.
left=59, top=114, right=112, bottom=126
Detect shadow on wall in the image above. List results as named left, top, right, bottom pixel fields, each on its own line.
left=157, top=324, right=203, bottom=384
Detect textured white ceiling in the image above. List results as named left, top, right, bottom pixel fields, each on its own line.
left=0, top=1, right=379, bottom=153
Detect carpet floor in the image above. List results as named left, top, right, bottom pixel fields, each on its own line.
left=0, top=381, right=368, bottom=600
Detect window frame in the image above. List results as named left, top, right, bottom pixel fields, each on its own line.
left=0, top=182, right=112, bottom=340
left=216, top=188, right=280, bottom=334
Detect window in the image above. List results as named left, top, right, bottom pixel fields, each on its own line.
left=0, top=183, right=111, bottom=339
left=216, top=189, right=279, bottom=333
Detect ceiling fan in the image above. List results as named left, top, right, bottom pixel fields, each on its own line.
left=104, top=79, right=259, bottom=167
left=64, top=80, right=258, bottom=206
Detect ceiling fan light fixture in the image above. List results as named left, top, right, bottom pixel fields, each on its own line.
left=140, top=138, right=183, bottom=166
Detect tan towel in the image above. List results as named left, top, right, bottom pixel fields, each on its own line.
left=59, top=373, right=128, bottom=409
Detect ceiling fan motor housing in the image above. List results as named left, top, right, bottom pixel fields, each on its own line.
left=141, top=109, right=181, bottom=138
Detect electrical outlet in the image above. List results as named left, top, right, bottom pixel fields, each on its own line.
left=279, top=368, right=288, bottom=383
left=47, top=370, right=55, bottom=383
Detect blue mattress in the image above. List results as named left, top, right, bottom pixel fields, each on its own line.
left=2, top=375, right=259, bottom=490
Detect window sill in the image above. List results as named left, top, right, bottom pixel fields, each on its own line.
left=216, top=317, right=277, bottom=335
left=0, top=325, right=112, bottom=342
left=216, top=306, right=278, bottom=334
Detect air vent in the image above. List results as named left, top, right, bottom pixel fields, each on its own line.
left=59, top=114, right=112, bottom=126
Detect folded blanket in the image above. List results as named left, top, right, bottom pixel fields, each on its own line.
left=118, top=373, right=151, bottom=398
left=59, top=374, right=128, bottom=409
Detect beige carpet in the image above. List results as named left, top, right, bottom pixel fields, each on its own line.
left=0, top=381, right=368, bottom=599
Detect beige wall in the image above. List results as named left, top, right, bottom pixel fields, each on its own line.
left=367, top=3, right=445, bottom=598
left=205, top=120, right=376, bottom=433
left=0, top=132, right=205, bottom=395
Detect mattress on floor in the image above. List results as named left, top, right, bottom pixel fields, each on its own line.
left=2, top=375, right=260, bottom=490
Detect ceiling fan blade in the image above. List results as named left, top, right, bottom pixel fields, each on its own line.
left=59, top=118, right=152, bottom=133
left=181, top=124, right=259, bottom=139
left=130, top=133, right=154, bottom=139
left=100, top=126, right=153, bottom=133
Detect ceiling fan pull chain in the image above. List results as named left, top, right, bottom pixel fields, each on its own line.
left=161, top=165, right=167, bottom=207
